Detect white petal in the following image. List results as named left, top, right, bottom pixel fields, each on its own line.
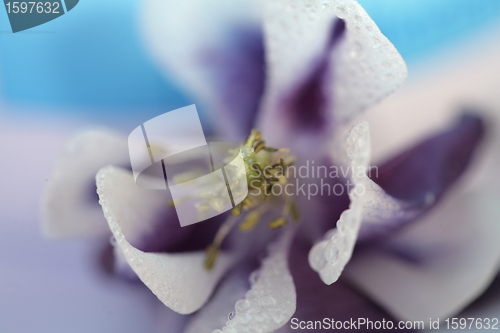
left=308, top=121, right=372, bottom=284
left=258, top=0, right=407, bottom=141
left=41, top=129, right=129, bottom=238
left=96, top=166, right=234, bottom=314
left=344, top=189, right=500, bottom=322
left=184, top=270, right=249, bottom=333
left=219, top=229, right=297, bottom=333
left=139, top=0, right=261, bottom=137
left=310, top=121, right=421, bottom=284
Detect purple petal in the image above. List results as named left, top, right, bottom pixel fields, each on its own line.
left=96, top=166, right=235, bottom=314
left=359, top=114, right=485, bottom=241
left=345, top=189, right=500, bottom=321
left=258, top=0, right=408, bottom=158
left=280, top=19, right=345, bottom=134
left=375, top=114, right=484, bottom=204
left=293, top=155, right=351, bottom=242
left=201, top=27, right=266, bottom=139
left=259, top=19, right=346, bottom=158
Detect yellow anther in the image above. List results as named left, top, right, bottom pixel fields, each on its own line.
left=242, top=197, right=254, bottom=210
left=254, top=141, right=266, bottom=153
left=268, top=217, right=287, bottom=229
left=251, top=162, right=263, bottom=173
left=263, top=167, right=274, bottom=178
left=239, top=210, right=261, bottom=232
left=268, top=177, right=280, bottom=183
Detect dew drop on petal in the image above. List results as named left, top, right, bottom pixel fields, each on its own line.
left=308, top=241, right=327, bottom=271
left=259, top=296, right=277, bottom=307
left=228, top=311, right=236, bottom=320
left=235, top=299, right=250, bottom=313
left=238, top=312, right=252, bottom=324
left=246, top=289, right=259, bottom=300
left=249, top=271, right=260, bottom=285
left=349, top=41, right=363, bottom=59
left=324, top=240, right=340, bottom=264
left=272, top=311, right=287, bottom=324
left=255, top=311, right=268, bottom=322
left=336, top=6, right=347, bottom=18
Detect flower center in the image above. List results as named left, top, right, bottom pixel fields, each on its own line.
left=204, top=129, right=299, bottom=269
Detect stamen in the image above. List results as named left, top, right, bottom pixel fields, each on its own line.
left=204, top=215, right=239, bottom=270
left=263, top=167, right=274, bottom=178
left=204, top=244, right=219, bottom=270
left=254, top=141, right=265, bottom=153
left=268, top=217, right=287, bottom=229
left=204, top=128, right=302, bottom=269
left=239, top=210, right=261, bottom=232
left=251, top=163, right=263, bottom=174
left=242, top=197, right=254, bottom=210
left=231, top=204, right=242, bottom=216
left=268, top=177, right=280, bottom=183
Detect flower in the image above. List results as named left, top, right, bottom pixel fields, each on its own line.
left=41, top=0, right=500, bottom=332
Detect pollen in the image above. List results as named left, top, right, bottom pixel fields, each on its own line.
left=204, top=129, right=300, bottom=270
left=239, top=210, right=261, bottom=232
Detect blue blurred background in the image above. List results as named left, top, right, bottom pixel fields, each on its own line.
left=0, top=0, right=499, bottom=125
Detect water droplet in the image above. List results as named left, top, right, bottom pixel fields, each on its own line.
left=246, top=290, right=259, bottom=300
left=349, top=42, right=363, bottom=59
left=346, top=146, right=355, bottom=158
left=259, top=296, right=276, bottom=307
left=238, top=312, right=252, bottom=324
left=336, top=6, right=347, bottom=18
left=235, top=299, right=250, bottom=313
left=109, top=236, right=117, bottom=247
left=308, top=242, right=327, bottom=271
left=255, top=311, right=268, bottom=322
left=211, top=330, right=222, bottom=333
left=272, top=311, right=287, bottom=324
left=249, top=271, right=260, bottom=285
left=325, top=240, right=340, bottom=264
left=228, top=311, right=236, bottom=320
